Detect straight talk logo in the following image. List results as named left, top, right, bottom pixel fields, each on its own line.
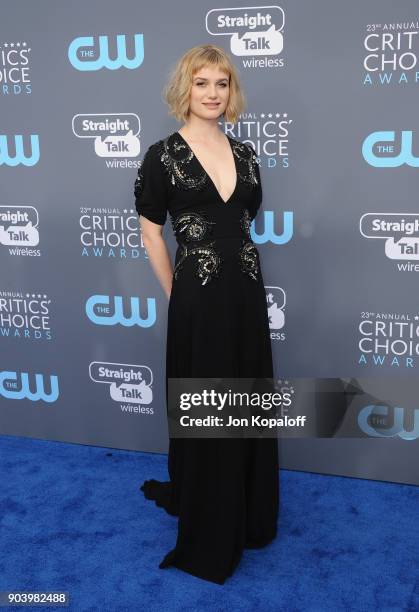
left=360, top=213, right=419, bottom=271
left=206, top=6, right=286, bottom=67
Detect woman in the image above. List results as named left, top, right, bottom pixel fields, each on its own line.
left=134, top=44, right=280, bottom=584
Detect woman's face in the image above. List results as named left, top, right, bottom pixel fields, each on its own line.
left=188, top=65, right=230, bottom=121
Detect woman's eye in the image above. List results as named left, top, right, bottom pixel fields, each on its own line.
left=195, top=82, right=227, bottom=87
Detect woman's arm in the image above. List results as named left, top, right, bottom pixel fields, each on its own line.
left=140, top=216, right=173, bottom=300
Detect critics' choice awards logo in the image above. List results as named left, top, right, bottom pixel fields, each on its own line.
left=79, top=206, right=147, bottom=260
left=85, top=295, right=156, bottom=327
left=360, top=214, right=419, bottom=272
left=0, top=291, right=52, bottom=339
left=265, top=286, right=286, bottom=341
left=72, top=113, right=141, bottom=163
left=0, top=206, right=41, bottom=257
left=0, top=135, right=39, bottom=166
left=227, top=112, right=293, bottom=168
left=358, top=311, right=419, bottom=369
left=89, top=362, right=155, bottom=414
left=0, top=370, right=59, bottom=402
left=206, top=6, right=285, bottom=66
left=68, top=34, right=144, bottom=71
left=358, top=404, right=419, bottom=440
left=0, top=41, right=31, bottom=96
left=362, top=21, right=419, bottom=86
left=362, top=130, right=419, bottom=167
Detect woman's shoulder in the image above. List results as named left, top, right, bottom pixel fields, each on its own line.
left=228, top=136, right=257, bottom=158
left=137, top=133, right=181, bottom=191
left=141, top=138, right=162, bottom=159
left=141, top=132, right=180, bottom=166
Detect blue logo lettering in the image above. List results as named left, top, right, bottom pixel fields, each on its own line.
left=0, top=371, right=59, bottom=402
left=362, top=130, right=419, bottom=167
left=68, top=34, right=144, bottom=71
left=358, top=404, right=419, bottom=440
left=86, top=295, right=156, bottom=327
left=0, top=135, right=40, bottom=166
left=251, top=211, right=294, bottom=245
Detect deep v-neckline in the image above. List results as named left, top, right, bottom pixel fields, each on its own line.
left=175, top=131, right=238, bottom=205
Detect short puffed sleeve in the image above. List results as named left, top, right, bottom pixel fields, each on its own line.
left=134, top=143, right=168, bottom=226
left=248, top=144, right=263, bottom=221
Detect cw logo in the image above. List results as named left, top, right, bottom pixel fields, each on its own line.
left=68, top=34, right=144, bottom=71
left=362, top=130, right=419, bottom=167
left=358, top=404, right=419, bottom=440
left=0, top=371, right=59, bottom=402
left=85, top=295, right=156, bottom=327
left=251, top=211, right=293, bottom=245
left=0, top=135, right=40, bottom=166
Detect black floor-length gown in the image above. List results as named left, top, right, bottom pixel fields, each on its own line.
left=134, top=131, right=280, bottom=584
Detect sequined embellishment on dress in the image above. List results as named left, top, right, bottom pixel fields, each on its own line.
left=134, top=164, right=145, bottom=198
left=238, top=208, right=259, bottom=281
left=238, top=240, right=259, bottom=281
left=240, top=207, right=252, bottom=240
left=157, top=136, right=208, bottom=191
left=230, top=141, right=259, bottom=187
left=171, top=211, right=222, bottom=286
left=156, top=133, right=259, bottom=192
left=173, top=242, right=222, bottom=286
left=172, top=212, right=215, bottom=242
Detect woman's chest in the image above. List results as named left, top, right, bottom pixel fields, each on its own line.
left=156, top=132, right=260, bottom=213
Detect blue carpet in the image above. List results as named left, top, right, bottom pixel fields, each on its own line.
left=0, top=434, right=418, bottom=611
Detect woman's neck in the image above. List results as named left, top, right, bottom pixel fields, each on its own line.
left=178, top=120, right=224, bottom=143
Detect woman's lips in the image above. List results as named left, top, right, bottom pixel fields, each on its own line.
left=204, top=103, right=220, bottom=108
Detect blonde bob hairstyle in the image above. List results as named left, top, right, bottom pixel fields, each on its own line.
left=163, top=44, right=246, bottom=125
